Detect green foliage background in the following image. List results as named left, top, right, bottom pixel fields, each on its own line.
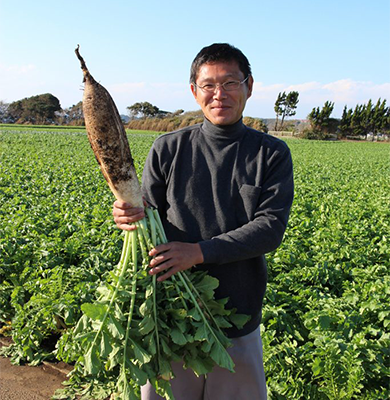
left=0, top=127, right=389, bottom=399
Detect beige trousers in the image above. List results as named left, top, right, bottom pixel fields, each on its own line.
left=141, top=327, right=267, bottom=400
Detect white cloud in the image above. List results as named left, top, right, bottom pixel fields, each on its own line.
left=248, top=79, right=390, bottom=118
left=251, top=82, right=284, bottom=100
left=0, top=63, right=36, bottom=74
left=0, top=63, right=42, bottom=103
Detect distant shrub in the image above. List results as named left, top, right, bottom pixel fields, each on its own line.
left=126, top=111, right=203, bottom=132
left=243, top=117, right=268, bottom=132
left=125, top=112, right=268, bottom=133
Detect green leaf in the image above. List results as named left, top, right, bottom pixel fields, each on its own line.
left=151, top=376, right=174, bottom=400
left=129, top=338, right=152, bottom=364
left=143, top=332, right=157, bottom=356
left=195, top=275, right=219, bottom=299
left=138, top=314, right=155, bottom=335
left=175, top=319, right=187, bottom=333
left=73, top=314, right=89, bottom=335
left=214, top=315, right=233, bottom=328
left=188, top=307, right=202, bottom=321
left=100, top=332, right=113, bottom=358
left=84, top=346, right=101, bottom=375
left=114, top=303, right=125, bottom=321
left=74, top=330, right=96, bottom=342
left=167, top=308, right=187, bottom=319
left=125, top=359, right=148, bottom=385
left=194, top=324, right=209, bottom=341
left=81, top=303, right=107, bottom=321
left=319, top=315, right=331, bottom=329
left=210, top=342, right=234, bottom=372
left=139, top=298, right=153, bottom=317
left=229, top=312, right=251, bottom=329
left=145, top=285, right=153, bottom=298
left=160, top=337, right=172, bottom=357
left=117, top=369, right=139, bottom=399
left=106, top=346, right=121, bottom=371
left=185, top=356, right=214, bottom=377
left=170, top=328, right=187, bottom=345
left=201, top=340, right=212, bottom=353
left=312, top=357, right=324, bottom=376
left=107, top=314, right=125, bottom=339
left=158, top=359, right=173, bottom=381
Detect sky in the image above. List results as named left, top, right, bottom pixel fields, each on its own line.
left=0, top=0, right=389, bottom=119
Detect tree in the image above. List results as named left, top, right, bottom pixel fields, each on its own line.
left=127, top=101, right=161, bottom=119
left=64, top=102, right=84, bottom=125
left=7, top=100, right=23, bottom=123
left=0, top=101, right=9, bottom=123
left=7, top=93, right=61, bottom=124
left=274, top=91, right=299, bottom=131
left=171, top=109, right=184, bottom=117
left=307, top=101, right=335, bottom=139
left=372, top=98, right=388, bottom=133
left=274, top=92, right=285, bottom=131
left=350, top=104, right=365, bottom=136
left=339, top=105, right=353, bottom=137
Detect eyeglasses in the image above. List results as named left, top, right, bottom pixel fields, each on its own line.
left=194, top=76, right=249, bottom=92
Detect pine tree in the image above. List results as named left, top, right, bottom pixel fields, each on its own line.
left=273, top=91, right=299, bottom=131
left=339, top=105, right=353, bottom=137
left=274, top=92, right=286, bottom=131
left=308, top=101, right=334, bottom=139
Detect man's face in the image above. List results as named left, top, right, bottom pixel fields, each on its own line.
left=190, top=61, right=253, bottom=126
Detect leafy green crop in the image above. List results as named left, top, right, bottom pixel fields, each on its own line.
left=263, top=140, right=390, bottom=399
left=1, top=129, right=389, bottom=399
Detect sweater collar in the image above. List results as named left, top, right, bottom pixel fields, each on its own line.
left=201, top=117, right=246, bottom=141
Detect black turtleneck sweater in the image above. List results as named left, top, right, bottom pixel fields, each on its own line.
left=142, top=118, right=294, bottom=338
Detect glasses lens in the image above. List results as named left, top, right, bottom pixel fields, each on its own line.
left=204, top=84, right=215, bottom=92
left=223, top=81, right=240, bottom=91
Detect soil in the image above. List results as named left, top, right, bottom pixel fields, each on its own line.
left=0, top=337, right=73, bottom=400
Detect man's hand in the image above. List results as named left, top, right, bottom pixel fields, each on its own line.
left=113, top=200, right=145, bottom=231
left=149, top=242, right=204, bottom=282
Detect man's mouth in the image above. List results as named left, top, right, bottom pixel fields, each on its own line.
left=212, top=104, right=230, bottom=111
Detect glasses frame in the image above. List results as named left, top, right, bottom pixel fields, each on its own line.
left=194, top=75, right=250, bottom=93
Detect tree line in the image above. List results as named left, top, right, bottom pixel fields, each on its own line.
left=1, top=93, right=389, bottom=140
left=305, top=98, right=390, bottom=139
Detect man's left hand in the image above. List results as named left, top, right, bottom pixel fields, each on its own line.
left=148, top=242, right=204, bottom=282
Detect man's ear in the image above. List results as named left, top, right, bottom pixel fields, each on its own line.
left=190, top=83, right=198, bottom=101
left=247, top=75, right=254, bottom=99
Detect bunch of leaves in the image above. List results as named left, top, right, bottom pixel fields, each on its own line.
left=55, top=208, right=248, bottom=400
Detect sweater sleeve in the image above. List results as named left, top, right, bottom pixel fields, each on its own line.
left=199, top=142, right=294, bottom=265
left=141, top=135, right=175, bottom=221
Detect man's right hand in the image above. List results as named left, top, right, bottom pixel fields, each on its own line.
left=112, top=200, right=145, bottom=231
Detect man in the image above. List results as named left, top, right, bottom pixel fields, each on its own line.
left=113, top=43, right=294, bottom=400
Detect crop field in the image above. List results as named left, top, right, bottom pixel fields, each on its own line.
left=0, top=127, right=389, bottom=399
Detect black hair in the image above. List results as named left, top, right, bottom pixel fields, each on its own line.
left=190, top=43, right=252, bottom=84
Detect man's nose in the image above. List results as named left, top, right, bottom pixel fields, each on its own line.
left=213, top=85, right=227, bottom=98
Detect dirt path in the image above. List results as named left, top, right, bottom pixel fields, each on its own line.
left=0, top=338, right=72, bottom=400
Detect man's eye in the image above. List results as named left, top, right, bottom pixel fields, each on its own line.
left=202, top=84, right=214, bottom=90
left=224, top=81, right=239, bottom=89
